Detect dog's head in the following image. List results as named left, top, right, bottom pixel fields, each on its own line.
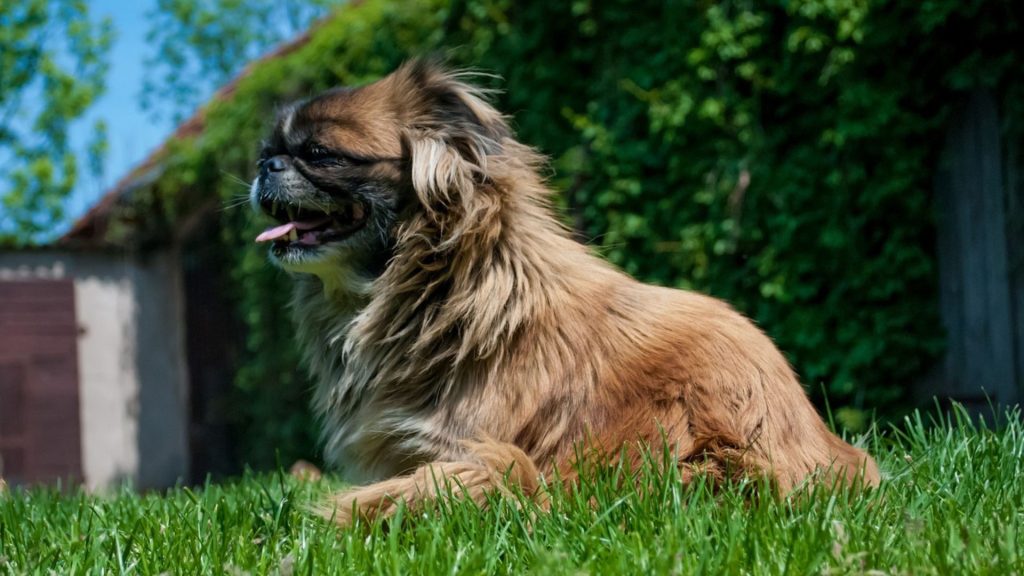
left=250, top=59, right=511, bottom=281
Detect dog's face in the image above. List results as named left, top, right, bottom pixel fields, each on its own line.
left=251, top=61, right=508, bottom=280
left=250, top=84, right=406, bottom=276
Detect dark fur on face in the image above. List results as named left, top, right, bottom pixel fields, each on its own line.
left=251, top=60, right=880, bottom=527
left=252, top=93, right=400, bottom=278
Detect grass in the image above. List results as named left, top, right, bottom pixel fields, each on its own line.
left=1, top=406, right=1022, bottom=575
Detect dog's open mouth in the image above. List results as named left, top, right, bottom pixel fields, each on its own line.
left=255, top=199, right=368, bottom=250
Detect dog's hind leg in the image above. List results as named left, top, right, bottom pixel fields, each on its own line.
left=318, top=438, right=541, bottom=527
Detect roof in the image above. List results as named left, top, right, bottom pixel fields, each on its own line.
left=58, top=27, right=318, bottom=247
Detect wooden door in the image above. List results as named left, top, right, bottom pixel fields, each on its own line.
left=0, top=279, right=82, bottom=485
left=933, top=90, right=1021, bottom=410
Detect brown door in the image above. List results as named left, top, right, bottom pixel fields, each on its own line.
left=0, top=279, right=82, bottom=486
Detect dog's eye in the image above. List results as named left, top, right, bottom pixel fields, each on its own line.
left=302, top=145, right=372, bottom=168
left=304, top=145, right=337, bottom=163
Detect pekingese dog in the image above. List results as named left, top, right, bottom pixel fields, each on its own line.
left=251, top=60, right=880, bottom=525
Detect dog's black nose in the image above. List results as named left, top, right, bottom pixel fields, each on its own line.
left=266, top=155, right=290, bottom=172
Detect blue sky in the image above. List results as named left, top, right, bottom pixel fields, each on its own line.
left=67, top=0, right=178, bottom=222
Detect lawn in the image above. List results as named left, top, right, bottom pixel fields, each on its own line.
left=1, top=407, right=1021, bottom=575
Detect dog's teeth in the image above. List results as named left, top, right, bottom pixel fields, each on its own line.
left=272, top=201, right=279, bottom=216
left=288, top=229, right=298, bottom=241
left=352, top=203, right=364, bottom=221
left=287, top=206, right=296, bottom=221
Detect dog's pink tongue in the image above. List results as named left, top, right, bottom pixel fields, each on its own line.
left=256, top=222, right=296, bottom=243
left=256, top=217, right=333, bottom=243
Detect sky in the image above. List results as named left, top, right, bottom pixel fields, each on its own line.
left=66, top=0, right=178, bottom=223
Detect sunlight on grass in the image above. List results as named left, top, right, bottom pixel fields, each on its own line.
left=1, top=405, right=1021, bottom=574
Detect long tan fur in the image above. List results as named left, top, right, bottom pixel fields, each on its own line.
left=274, top=61, right=880, bottom=525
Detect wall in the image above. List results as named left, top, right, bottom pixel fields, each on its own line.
left=0, top=249, right=190, bottom=490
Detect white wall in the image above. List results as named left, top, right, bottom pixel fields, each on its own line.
left=0, top=250, right=190, bottom=490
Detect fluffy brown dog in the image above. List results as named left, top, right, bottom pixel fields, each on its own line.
left=250, top=60, right=880, bottom=525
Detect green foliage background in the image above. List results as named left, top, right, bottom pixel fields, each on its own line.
left=140, top=0, right=338, bottom=123
left=0, top=0, right=113, bottom=244
left=116, top=0, right=1023, bottom=467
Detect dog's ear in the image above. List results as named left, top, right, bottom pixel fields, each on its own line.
left=385, top=59, right=511, bottom=224
left=389, top=58, right=510, bottom=143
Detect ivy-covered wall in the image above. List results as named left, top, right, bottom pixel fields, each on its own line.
left=122, top=0, right=1023, bottom=467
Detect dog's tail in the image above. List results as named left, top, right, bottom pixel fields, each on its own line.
left=317, top=438, right=541, bottom=527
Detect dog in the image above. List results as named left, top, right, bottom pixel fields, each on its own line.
left=250, top=59, right=880, bottom=525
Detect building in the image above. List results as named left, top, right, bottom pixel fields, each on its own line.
left=0, top=31, right=315, bottom=492
left=0, top=247, right=189, bottom=490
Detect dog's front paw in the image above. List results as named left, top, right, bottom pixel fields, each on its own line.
left=317, top=483, right=406, bottom=527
